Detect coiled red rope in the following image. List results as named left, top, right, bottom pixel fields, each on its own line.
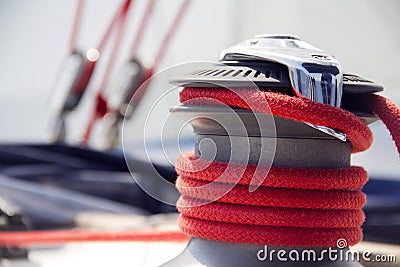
left=176, top=153, right=365, bottom=246
left=176, top=87, right=400, bottom=247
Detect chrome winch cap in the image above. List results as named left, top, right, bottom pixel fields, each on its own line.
left=220, top=34, right=343, bottom=108
left=171, top=34, right=384, bottom=141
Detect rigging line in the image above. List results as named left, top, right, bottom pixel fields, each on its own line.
left=98, top=0, right=134, bottom=94
left=125, top=0, right=192, bottom=102
left=81, top=0, right=192, bottom=144
left=69, top=0, right=85, bottom=53
left=81, top=0, right=133, bottom=144
left=129, top=0, right=157, bottom=58
left=153, top=0, right=191, bottom=66
left=97, top=0, right=131, bottom=53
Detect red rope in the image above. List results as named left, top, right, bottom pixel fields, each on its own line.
left=81, top=0, right=191, bottom=144
left=97, top=0, right=133, bottom=95
left=125, top=0, right=191, bottom=104
left=0, top=230, right=188, bottom=247
left=176, top=155, right=365, bottom=246
left=129, top=0, right=156, bottom=57
left=81, top=92, right=109, bottom=142
left=71, top=60, right=96, bottom=96
left=177, top=174, right=366, bottom=210
left=178, top=198, right=365, bottom=228
left=69, top=0, right=85, bottom=53
left=68, top=0, right=130, bottom=55
left=97, top=0, right=132, bottom=53
left=367, top=94, right=400, bottom=154
left=81, top=0, right=133, bottom=144
left=68, top=0, right=133, bottom=101
left=178, top=217, right=362, bottom=247
left=176, top=152, right=368, bottom=190
left=176, top=87, right=400, bottom=247
left=154, top=0, right=191, bottom=65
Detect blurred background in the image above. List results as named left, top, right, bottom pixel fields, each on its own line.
left=0, top=0, right=398, bottom=176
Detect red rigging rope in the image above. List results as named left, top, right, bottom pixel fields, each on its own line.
left=129, top=0, right=156, bottom=57
left=68, top=0, right=133, bottom=98
left=81, top=0, right=191, bottom=143
left=97, top=0, right=133, bottom=94
left=69, top=0, right=131, bottom=54
left=124, top=0, right=192, bottom=105
left=153, top=0, right=191, bottom=65
left=124, top=0, right=192, bottom=106
left=96, top=0, right=132, bottom=54
left=176, top=87, right=400, bottom=247
left=81, top=0, right=133, bottom=142
left=0, top=88, right=399, bottom=247
left=69, top=0, right=85, bottom=53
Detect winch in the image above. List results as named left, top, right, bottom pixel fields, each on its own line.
left=162, top=35, right=388, bottom=266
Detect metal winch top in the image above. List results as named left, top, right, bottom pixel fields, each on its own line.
left=171, top=34, right=383, bottom=126
left=221, top=34, right=344, bottom=108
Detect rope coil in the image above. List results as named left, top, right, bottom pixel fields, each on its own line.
left=177, top=87, right=400, bottom=247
